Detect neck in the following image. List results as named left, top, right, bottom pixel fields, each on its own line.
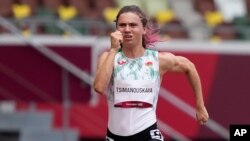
left=122, top=45, right=145, bottom=59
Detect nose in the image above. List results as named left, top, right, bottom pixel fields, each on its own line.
left=124, top=25, right=130, bottom=32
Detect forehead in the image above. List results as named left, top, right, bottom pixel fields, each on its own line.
left=117, top=12, right=142, bottom=23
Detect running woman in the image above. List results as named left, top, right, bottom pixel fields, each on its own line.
left=94, top=5, right=209, bottom=141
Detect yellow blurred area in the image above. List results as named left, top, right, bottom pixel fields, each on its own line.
left=12, top=4, right=31, bottom=19
left=205, top=11, right=224, bottom=27
left=103, top=7, right=119, bottom=23
left=58, top=5, right=77, bottom=21
left=155, top=10, right=175, bottom=25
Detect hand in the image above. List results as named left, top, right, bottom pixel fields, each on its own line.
left=196, top=105, right=209, bottom=125
left=110, top=30, right=123, bottom=50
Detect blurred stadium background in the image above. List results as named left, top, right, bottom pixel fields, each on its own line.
left=0, top=0, right=250, bottom=141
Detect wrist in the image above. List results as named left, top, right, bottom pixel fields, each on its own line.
left=110, top=47, right=119, bottom=52
left=196, top=102, right=205, bottom=109
left=195, top=92, right=204, bottom=106
left=196, top=96, right=204, bottom=105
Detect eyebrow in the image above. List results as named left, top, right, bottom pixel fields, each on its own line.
left=118, top=22, right=139, bottom=25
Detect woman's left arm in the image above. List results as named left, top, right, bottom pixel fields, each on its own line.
left=159, top=53, right=209, bottom=124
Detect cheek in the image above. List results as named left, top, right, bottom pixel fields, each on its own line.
left=132, top=28, right=144, bottom=34
left=134, top=29, right=144, bottom=38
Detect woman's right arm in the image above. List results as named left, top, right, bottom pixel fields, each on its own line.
left=94, top=30, right=123, bottom=94
left=93, top=49, right=118, bottom=94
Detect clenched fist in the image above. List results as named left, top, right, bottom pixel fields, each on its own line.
left=110, top=30, right=123, bottom=50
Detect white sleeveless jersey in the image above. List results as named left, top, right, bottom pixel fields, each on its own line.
left=106, top=48, right=161, bottom=136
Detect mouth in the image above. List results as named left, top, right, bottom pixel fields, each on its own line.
left=123, top=35, right=133, bottom=40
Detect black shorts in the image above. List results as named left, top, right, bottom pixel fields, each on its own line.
left=106, top=123, right=164, bottom=141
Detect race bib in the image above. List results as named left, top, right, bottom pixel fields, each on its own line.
left=114, top=80, right=155, bottom=108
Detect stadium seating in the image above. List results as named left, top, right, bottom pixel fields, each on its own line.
left=0, top=0, right=249, bottom=40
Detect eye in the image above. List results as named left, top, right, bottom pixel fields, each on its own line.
left=118, top=23, right=126, bottom=27
left=130, top=23, right=137, bottom=27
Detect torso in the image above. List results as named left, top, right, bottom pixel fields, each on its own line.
left=106, top=48, right=161, bottom=136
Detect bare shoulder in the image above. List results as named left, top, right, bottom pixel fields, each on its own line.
left=99, top=48, right=119, bottom=58
left=159, top=52, right=177, bottom=65
left=159, top=51, right=195, bottom=74
left=99, top=51, right=109, bottom=58
left=98, top=51, right=111, bottom=61
left=96, top=51, right=110, bottom=68
left=159, top=52, right=177, bottom=74
left=159, top=52, right=190, bottom=63
left=159, top=52, right=176, bottom=60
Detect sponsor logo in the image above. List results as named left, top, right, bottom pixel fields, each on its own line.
left=150, top=129, right=164, bottom=141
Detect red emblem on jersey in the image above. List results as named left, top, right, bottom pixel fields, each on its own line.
left=118, top=60, right=126, bottom=65
left=145, top=61, right=153, bottom=66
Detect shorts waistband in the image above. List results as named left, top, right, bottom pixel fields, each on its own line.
left=107, top=122, right=158, bottom=141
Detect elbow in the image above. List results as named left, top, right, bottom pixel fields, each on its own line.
left=94, top=87, right=105, bottom=95
left=93, top=82, right=106, bottom=95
